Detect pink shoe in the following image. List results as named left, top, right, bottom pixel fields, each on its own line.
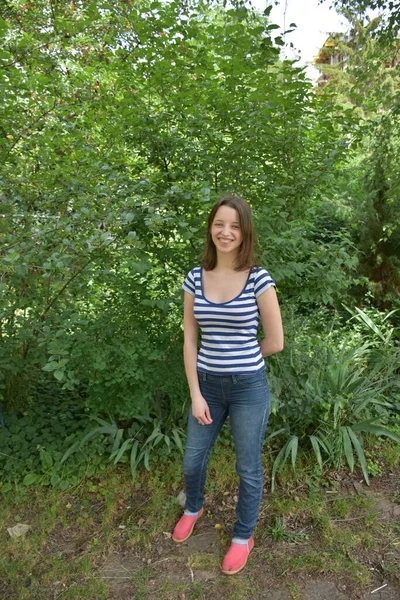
left=221, top=537, right=254, bottom=575
left=172, top=508, right=204, bottom=543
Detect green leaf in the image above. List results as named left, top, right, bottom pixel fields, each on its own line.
left=79, top=425, right=117, bottom=447
left=130, top=440, right=140, bottom=478
left=111, top=428, right=124, bottom=455
left=342, top=426, right=354, bottom=473
left=143, top=448, right=150, bottom=471
left=23, top=473, right=40, bottom=486
left=171, top=428, right=184, bottom=453
left=284, top=435, right=298, bottom=470
left=40, top=448, right=53, bottom=471
left=333, top=400, right=341, bottom=429
left=347, top=428, right=369, bottom=486
left=271, top=445, right=286, bottom=493
left=112, top=438, right=133, bottom=464
left=267, top=428, right=288, bottom=440
left=309, top=435, right=323, bottom=470
left=153, top=433, right=165, bottom=446
left=354, top=307, right=385, bottom=340
left=0, top=18, right=9, bottom=35
left=42, top=361, right=58, bottom=372
left=61, top=440, right=80, bottom=464
left=143, top=425, right=161, bottom=447
left=271, top=435, right=298, bottom=492
left=1, top=482, right=13, bottom=493
left=382, top=309, right=398, bottom=323
left=90, top=416, right=114, bottom=427
left=352, top=422, right=400, bottom=443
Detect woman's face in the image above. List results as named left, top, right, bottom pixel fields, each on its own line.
left=210, top=205, right=243, bottom=255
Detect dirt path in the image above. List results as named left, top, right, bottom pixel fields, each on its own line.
left=99, top=529, right=399, bottom=599
left=97, top=475, right=400, bottom=600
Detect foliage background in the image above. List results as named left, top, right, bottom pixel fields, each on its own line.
left=0, top=0, right=399, bottom=488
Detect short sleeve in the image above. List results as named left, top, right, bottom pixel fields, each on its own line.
left=182, top=269, right=196, bottom=296
left=254, top=267, right=276, bottom=299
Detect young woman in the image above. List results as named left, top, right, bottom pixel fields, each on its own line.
left=172, top=194, right=283, bottom=575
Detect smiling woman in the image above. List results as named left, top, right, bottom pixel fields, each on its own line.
left=172, top=194, right=284, bottom=576
left=211, top=205, right=243, bottom=255
left=201, top=195, right=257, bottom=272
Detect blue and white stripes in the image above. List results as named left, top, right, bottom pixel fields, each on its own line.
left=182, top=266, right=276, bottom=374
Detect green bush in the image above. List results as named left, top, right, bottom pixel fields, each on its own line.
left=61, top=414, right=185, bottom=479
left=0, top=379, right=187, bottom=492
left=268, top=307, right=400, bottom=489
left=0, top=397, right=108, bottom=492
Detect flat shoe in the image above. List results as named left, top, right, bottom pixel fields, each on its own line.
left=172, top=507, right=204, bottom=543
left=221, top=537, right=254, bottom=575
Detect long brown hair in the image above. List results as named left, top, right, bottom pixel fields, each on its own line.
left=200, top=194, right=258, bottom=271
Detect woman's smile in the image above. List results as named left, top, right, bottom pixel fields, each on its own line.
left=211, top=205, right=243, bottom=253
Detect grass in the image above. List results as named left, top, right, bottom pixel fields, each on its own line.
left=0, top=439, right=399, bottom=600
left=279, top=550, right=370, bottom=585
left=0, top=486, right=108, bottom=599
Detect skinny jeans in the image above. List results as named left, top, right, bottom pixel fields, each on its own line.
left=183, top=369, right=270, bottom=539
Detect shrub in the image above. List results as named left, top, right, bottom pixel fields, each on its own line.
left=268, top=307, right=400, bottom=490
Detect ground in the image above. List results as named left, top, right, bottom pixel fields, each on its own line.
left=1, top=461, right=399, bottom=600
left=96, top=472, right=400, bottom=600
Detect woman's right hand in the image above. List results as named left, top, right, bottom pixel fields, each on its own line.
left=191, top=394, right=213, bottom=425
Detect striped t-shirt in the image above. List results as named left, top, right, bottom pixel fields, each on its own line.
left=182, top=266, right=276, bottom=375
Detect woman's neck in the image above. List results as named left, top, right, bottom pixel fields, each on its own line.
left=214, top=252, right=238, bottom=271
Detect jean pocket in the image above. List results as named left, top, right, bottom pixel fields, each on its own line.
left=235, top=371, right=266, bottom=389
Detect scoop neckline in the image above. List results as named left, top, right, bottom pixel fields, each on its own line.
left=200, top=267, right=253, bottom=306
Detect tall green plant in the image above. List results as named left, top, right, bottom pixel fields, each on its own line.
left=61, top=415, right=185, bottom=479
left=268, top=310, right=400, bottom=490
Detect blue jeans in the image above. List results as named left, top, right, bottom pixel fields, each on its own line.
left=183, top=369, right=270, bottom=539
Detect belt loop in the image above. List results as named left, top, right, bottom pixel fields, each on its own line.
left=232, top=375, right=237, bottom=384
left=202, top=372, right=206, bottom=381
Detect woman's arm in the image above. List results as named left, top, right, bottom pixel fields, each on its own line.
left=183, top=292, right=213, bottom=424
left=257, top=286, right=284, bottom=357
